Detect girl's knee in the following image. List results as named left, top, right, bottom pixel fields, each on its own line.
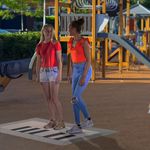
left=47, top=97, right=53, bottom=102
left=71, top=96, right=80, bottom=104
left=51, top=96, right=60, bottom=104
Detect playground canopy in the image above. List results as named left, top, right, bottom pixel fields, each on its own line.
left=123, top=2, right=150, bottom=16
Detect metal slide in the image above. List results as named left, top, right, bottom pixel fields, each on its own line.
left=97, top=33, right=150, bottom=68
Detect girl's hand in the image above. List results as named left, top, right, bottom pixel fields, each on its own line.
left=56, top=73, right=62, bottom=84
left=79, top=75, right=86, bottom=86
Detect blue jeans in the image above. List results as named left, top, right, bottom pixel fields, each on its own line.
left=72, top=62, right=92, bottom=125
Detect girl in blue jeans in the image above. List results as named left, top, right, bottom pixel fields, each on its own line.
left=67, top=18, right=93, bottom=134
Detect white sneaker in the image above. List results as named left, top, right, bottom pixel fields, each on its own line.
left=66, top=125, right=83, bottom=134
left=81, top=119, right=94, bottom=129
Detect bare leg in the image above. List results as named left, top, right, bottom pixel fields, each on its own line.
left=50, top=81, right=64, bottom=122
left=41, top=82, right=56, bottom=121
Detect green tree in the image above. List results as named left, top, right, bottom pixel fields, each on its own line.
left=0, top=0, right=44, bottom=30
left=0, top=0, right=43, bottom=19
left=131, top=0, right=150, bottom=8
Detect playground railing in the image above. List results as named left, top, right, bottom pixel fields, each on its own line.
left=60, top=13, right=92, bottom=35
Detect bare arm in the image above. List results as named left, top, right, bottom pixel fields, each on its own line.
left=67, top=54, right=73, bottom=77
left=36, top=53, right=41, bottom=81
left=56, top=51, right=63, bottom=82
left=79, top=40, right=91, bottom=86
left=82, top=40, right=91, bottom=77
left=67, top=40, right=73, bottom=83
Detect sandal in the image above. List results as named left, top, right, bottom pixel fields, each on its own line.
left=44, top=120, right=56, bottom=129
left=53, top=121, right=65, bottom=130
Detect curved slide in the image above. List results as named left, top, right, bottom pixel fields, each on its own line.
left=97, top=33, right=150, bottom=68
left=75, top=0, right=118, bottom=11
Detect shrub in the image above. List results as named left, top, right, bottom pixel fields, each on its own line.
left=0, top=32, right=67, bottom=61
left=0, top=32, right=40, bottom=61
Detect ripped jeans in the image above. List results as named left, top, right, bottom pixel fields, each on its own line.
left=72, top=62, right=92, bottom=125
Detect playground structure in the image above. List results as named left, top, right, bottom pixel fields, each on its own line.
left=1, top=0, right=150, bottom=92
left=0, top=59, right=30, bottom=92
left=54, top=0, right=150, bottom=80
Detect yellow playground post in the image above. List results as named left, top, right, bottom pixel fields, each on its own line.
left=91, top=0, right=96, bottom=81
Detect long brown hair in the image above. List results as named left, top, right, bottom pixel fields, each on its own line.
left=70, top=18, right=84, bottom=33
left=40, top=24, right=56, bottom=43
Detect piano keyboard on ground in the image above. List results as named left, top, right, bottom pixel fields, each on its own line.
left=0, top=118, right=116, bottom=145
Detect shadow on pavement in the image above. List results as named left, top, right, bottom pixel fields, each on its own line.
left=74, top=136, right=126, bottom=150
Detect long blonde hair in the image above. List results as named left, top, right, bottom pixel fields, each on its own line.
left=40, top=24, right=56, bottom=43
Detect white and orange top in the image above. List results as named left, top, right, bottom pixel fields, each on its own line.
left=67, top=37, right=90, bottom=63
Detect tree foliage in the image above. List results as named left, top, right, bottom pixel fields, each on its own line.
left=0, top=0, right=43, bottom=20
left=131, top=0, right=150, bottom=8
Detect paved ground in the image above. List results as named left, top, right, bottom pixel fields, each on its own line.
left=1, top=72, right=150, bottom=150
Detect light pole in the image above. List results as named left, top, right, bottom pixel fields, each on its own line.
left=43, top=0, right=46, bottom=25
left=21, top=0, right=24, bottom=31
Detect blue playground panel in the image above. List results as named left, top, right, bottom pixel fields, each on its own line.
left=0, top=59, right=30, bottom=79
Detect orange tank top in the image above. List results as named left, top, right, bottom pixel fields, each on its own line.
left=67, top=37, right=90, bottom=63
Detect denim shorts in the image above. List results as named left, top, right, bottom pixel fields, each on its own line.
left=39, top=67, right=58, bottom=82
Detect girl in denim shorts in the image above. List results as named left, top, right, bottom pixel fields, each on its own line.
left=36, top=24, right=65, bottom=130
